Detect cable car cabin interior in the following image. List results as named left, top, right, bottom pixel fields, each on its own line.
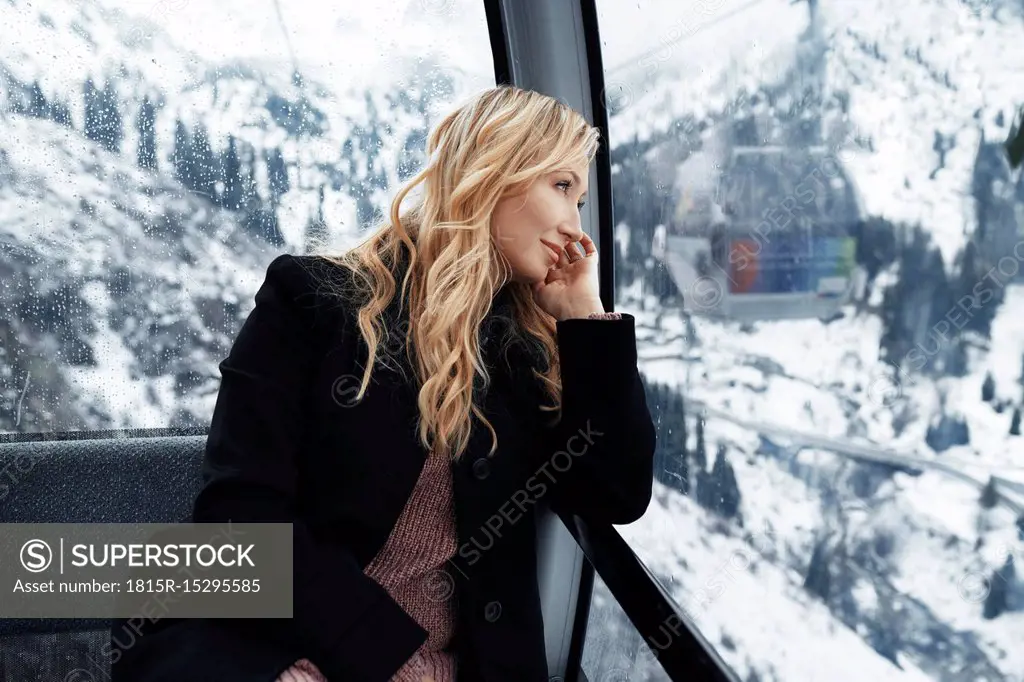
left=2, top=0, right=1024, bottom=681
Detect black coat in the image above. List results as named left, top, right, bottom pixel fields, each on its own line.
left=110, top=253, right=656, bottom=682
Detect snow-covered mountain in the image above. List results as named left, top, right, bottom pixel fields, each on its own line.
left=1, top=0, right=1023, bottom=681
left=601, top=0, right=1024, bottom=264
left=0, top=0, right=490, bottom=431
left=594, top=0, right=1024, bottom=680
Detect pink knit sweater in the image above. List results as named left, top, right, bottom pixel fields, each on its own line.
left=276, top=311, right=621, bottom=682
left=277, top=449, right=458, bottom=682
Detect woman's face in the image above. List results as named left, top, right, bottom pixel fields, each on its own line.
left=490, top=163, right=590, bottom=284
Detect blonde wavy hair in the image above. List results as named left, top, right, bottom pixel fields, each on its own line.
left=312, top=84, right=601, bottom=463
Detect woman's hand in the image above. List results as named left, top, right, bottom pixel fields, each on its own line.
left=531, top=232, right=605, bottom=321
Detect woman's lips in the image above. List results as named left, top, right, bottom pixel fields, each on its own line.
left=541, top=240, right=562, bottom=265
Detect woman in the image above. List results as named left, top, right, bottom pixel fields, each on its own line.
left=110, top=84, right=655, bottom=682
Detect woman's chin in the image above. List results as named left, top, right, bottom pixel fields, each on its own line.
left=504, top=260, right=551, bottom=285
left=532, top=265, right=553, bottom=284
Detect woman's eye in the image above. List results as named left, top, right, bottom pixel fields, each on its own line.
left=557, top=179, right=584, bottom=208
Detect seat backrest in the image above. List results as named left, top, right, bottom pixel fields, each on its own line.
left=0, top=435, right=205, bottom=525
left=0, top=435, right=205, bottom=681
left=0, top=435, right=586, bottom=680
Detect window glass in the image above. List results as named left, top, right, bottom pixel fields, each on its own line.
left=581, top=573, right=671, bottom=681
left=0, top=0, right=493, bottom=435
left=595, top=0, right=1024, bottom=680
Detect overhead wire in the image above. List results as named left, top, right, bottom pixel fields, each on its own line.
left=604, top=0, right=772, bottom=76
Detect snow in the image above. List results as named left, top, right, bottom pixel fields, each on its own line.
left=822, top=0, right=1024, bottom=266
left=622, top=477, right=936, bottom=682
left=622, top=257, right=1024, bottom=676
left=2, top=0, right=1024, bottom=679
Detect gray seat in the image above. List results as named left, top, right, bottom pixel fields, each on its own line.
left=0, top=433, right=206, bottom=682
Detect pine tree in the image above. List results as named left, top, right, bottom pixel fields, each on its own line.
left=982, top=556, right=1014, bottom=619
left=945, top=336, right=968, bottom=377
left=220, top=135, right=243, bottom=210
left=237, top=142, right=283, bottom=245
left=304, top=185, right=330, bottom=254
left=925, top=249, right=965, bottom=376
left=652, top=258, right=677, bottom=305
left=245, top=203, right=285, bottom=245
left=83, top=78, right=100, bottom=145
left=28, top=81, right=48, bottom=118
left=107, top=83, right=124, bottom=152
left=191, top=123, right=216, bottom=202
left=1010, top=407, right=1021, bottom=436
left=645, top=380, right=693, bottom=497
left=609, top=133, right=669, bottom=265
left=679, top=390, right=689, bottom=484
left=265, top=147, right=289, bottom=207
left=694, top=417, right=707, bottom=473
left=982, top=372, right=996, bottom=402
left=954, top=241, right=999, bottom=337
left=852, top=217, right=898, bottom=286
left=664, top=386, right=690, bottom=495
left=651, top=383, right=670, bottom=490
left=804, top=534, right=832, bottom=601
left=237, top=141, right=259, bottom=209
left=878, top=280, right=905, bottom=365
left=980, top=477, right=999, bottom=509
left=880, top=227, right=945, bottom=372
left=926, top=411, right=971, bottom=452
left=1007, top=105, right=1024, bottom=169
left=172, top=120, right=193, bottom=189
left=85, top=80, right=123, bottom=153
left=694, top=469, right=712, bottom=509
left=50, top=99, right=73, bottom=128
left=136, top=97, right=157, bottom=171
left=708, top=443, right=742, bottom=518
left=398, top=130, right=425, bottom=182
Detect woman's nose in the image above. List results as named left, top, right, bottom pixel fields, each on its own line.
left=558, top=220, right=583, bottom=243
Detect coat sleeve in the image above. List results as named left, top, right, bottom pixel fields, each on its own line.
left=541, top=313, right=657, bottom=525
left=192, top=253, right=427, bottom=680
